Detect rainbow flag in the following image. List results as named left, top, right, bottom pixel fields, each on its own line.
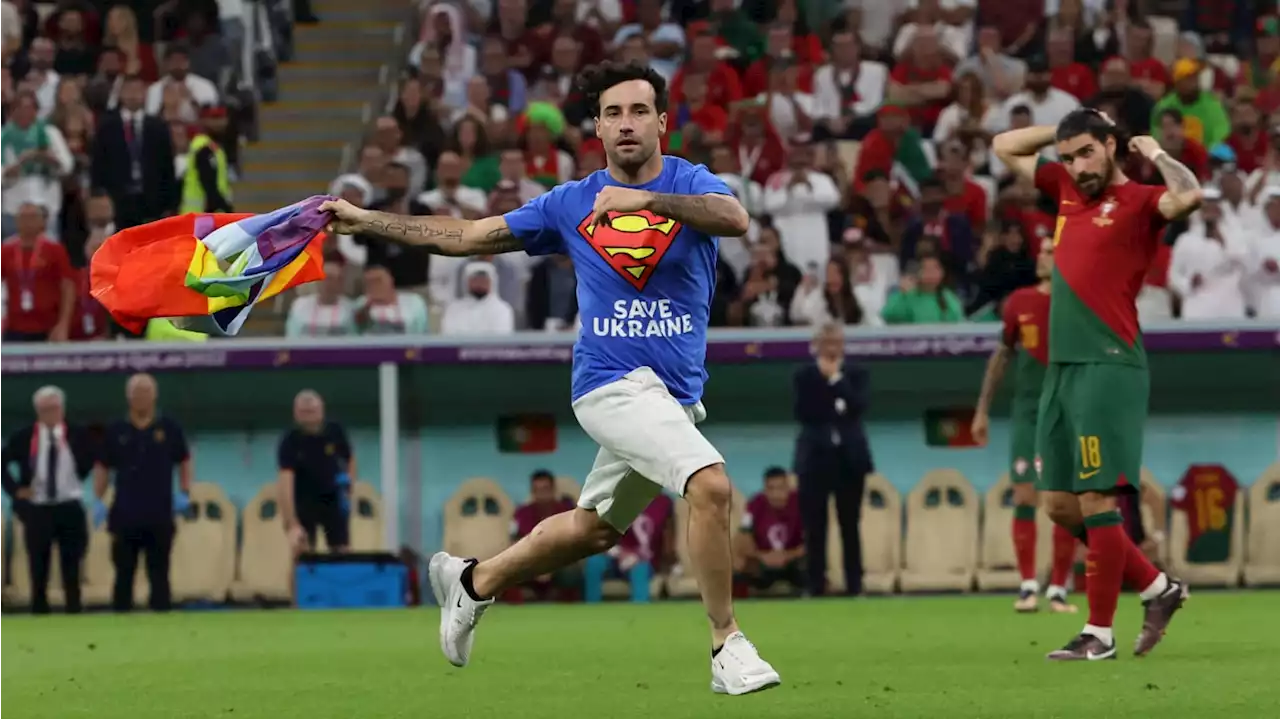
left=91, top=196, right=333, bottom=336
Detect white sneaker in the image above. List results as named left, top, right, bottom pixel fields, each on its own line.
left=428, top=552, right=494, bottom=668
left=710, top=631, right=781, bottom=695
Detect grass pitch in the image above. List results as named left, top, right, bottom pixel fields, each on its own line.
left=3, top=592, right=1277, bottom=718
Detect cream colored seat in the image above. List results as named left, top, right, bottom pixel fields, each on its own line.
left=901, top=469, right=979, bottom=592
left=442, top=478, right=516, bottom=562
left=171, top=482, right=237, bottom=603
left=1168, top=467, right=1244, bottom=587
left=668, top=489, right=746, bottom=598
left=858, top=473, right=901, bottom=594
left=555, top=476, right=582, bottom=503
left=1139, top=469, right=1169, bottom=567
left=348, top=480, right=387, bottom=551
left=1244, top=463, right=1280, bottom=587
left=232, top=483, right=293, bottom=602
left=977, top=474, right=1021, bottom=591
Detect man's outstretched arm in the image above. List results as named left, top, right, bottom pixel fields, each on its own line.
left=322, top=199, right=523, bottom=256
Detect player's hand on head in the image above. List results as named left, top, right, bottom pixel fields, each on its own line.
left=319, top=198, right=369, bottom=235
left=592, top=186, right=653, bottom=228
left=1128, top=135, right=1164, bottom=160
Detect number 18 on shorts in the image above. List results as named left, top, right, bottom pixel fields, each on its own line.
left=1034, top=363, right=1149, bottom=494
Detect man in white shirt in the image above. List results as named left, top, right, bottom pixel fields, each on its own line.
left=845, top=0, right=912, bottom=59
left=1247, top=187, right=1280, bottom=318
left=441, top=261, right=516, bottom=336
left=812, top=28, right=888, bottom=139
left=2, top=386, right=94, bottom=614
left=24, top=38, right=61, bottom=118
left=989, top=57, right=1080, bottom=134
left=419, top=151, right=488, bottom=307
left=761, top=137, right=841, bottom=273
left=1168, top=190, right=1251, bottom=320
left=145, top=42, right=220, bottom=116
left=892, top=0, right=970, bottom=64
left=1, top=91, right=74, bottom=233
left=953, top=26, right=1025, bottom=100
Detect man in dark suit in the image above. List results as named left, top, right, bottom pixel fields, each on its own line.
left=93, top=373, right=192, bottom=612
left=90, top=75, right=178, bottom=229
left=792, top=322, right=874, bottom=596
left=1, top=386, right=96, bottom=614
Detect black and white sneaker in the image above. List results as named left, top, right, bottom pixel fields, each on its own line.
left=1046, top=633, right=1116, bottom=661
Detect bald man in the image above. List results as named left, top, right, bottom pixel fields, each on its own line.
left=94, top=373, right=192, bottom=612
left=277, top=390, right=356, bottom=555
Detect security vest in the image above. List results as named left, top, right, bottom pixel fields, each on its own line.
left=180, top=134, right=232, bottom=214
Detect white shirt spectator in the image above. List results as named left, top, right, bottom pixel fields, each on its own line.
left=286, top=294, right=357, bottom=337
left=852, top=251, right=899, bottom=326
left=846, top=0, right=912, bottom=55
left=1168, top=212, right=1251, bottom=320
left=409, top=2, right=477, bottom=109
left=989, top=89, right=1080, bottom=133
left=1247, top=193, right=1280, bottom=317
left=32, top=70, right=61, bottom=119
left=357, top=291, right=431, bottom=335
left=577, top=0, right=623, bottom=26
left=418, top=185, right=488, bottom=306
left=761, top=169, right=841, bottom=273
left=715, top=172, right=764, bottom=281
left=441, top=262, right=516, bottom=335
left=757, top=92, right=818, bottom=141
left=932, top=102, right=1000, bottom=144
left=812, top=60, right=888, bottom=121
left=1, top=124, right=74, bottom=220
left=893, top=22, right=969, bottom=64
left=145, top=73, right=219, bottom=115
left=613, top=22, right=685, bottom=80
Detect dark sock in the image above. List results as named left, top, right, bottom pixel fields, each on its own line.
left=459, top=559, right=486, bottom=601
left=711, top=644, right=724, bottom=659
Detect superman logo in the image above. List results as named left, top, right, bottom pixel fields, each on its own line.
left=576, top=210, right=682, bottom=291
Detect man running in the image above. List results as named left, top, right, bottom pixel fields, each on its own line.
left=321, top=61, right=780, bottom=694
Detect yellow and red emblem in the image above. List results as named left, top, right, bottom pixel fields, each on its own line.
left=577, top=210, right=682, bottom=291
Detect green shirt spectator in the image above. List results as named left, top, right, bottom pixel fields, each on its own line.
left=882, top=256, right=966, bottom=324
left=1151, top=60, right=1230, bottom=148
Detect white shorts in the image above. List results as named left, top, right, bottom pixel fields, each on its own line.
left=572, top=366, right=724, bottom=531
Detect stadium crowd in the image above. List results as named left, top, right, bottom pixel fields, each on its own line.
left=6, top=0, right=1280, bottom=343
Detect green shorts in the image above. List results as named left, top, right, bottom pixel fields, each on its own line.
left=1034, top=362, right=1148, bottom=494
left=1008, top=404, right=1039, bottom=484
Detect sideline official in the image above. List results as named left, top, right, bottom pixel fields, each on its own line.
left=2, top=386, right=95, bottom=613
left=278, top=390, right=356, bottom=556
left=792, top=323, right=874, bottom=596
left=94, top=373, right=192, bottom=612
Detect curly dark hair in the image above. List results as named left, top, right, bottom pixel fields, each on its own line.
left=576, top=60, right=668, bottom=119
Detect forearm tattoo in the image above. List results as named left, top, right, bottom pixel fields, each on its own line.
left=647, top=193, right=747, bottom=237
left=1153, top=153, right=1201, bottom=194
left=362, top=212, right=522, bottom=256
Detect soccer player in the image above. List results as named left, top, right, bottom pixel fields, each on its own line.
left=991, top=109, right=1199, bottom=661
left=321, top=62, right=781, bottom=694
left=972, top=239, right=1079, bottom=615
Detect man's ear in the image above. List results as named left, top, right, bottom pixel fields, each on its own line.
left=658, top=111, right=667, bottom=136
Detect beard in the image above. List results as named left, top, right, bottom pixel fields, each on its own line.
left=1073, top=156, right=1116, bottom=199
left=606, top=139, right=656, bottom=175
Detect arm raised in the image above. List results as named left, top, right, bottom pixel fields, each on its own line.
left=991, top=125, right=1058, bottom=183
left=322, top=199, right=524, bottom=256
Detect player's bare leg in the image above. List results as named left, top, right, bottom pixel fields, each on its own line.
left=429, top=508, right=617, bottom=667
left=686, top=464, right=781, bottom=695
left=1011, top=482, right=1041, bottom=612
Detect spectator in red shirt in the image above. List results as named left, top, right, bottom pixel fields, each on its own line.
left=1, top=203, right=75, bottom=342
left=887, top=25, right=953, bottom=135
left=674, top=71, right=729, bottom=144
left=851, top=105, right=912, bottom=193
left=1124, top=21, right=1170, bottom=99
left=728, top=104, right=787, bottom=185
left=71, top=232, right=111, bottom=340
left=938, top=140, right=988, bottom=235
left=510, top=470, right=578, bottom=601
left=734, top=467, right=805, bottom=594
left=670, top=30, right=744, bottom=109
left=1226, top=102, right=1268, bottom=174
left=1154, top=108, right=1211, bottom=181
left=1047, top=26, right=1096, bottom=101
left=743, top=22, right=815, bottom=98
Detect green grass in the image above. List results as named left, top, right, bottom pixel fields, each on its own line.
left=3, top=593, right=1277, bottom=718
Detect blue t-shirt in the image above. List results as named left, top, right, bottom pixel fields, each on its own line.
left=504, top=156, right=731, bottom=404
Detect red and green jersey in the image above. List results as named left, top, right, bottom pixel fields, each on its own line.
left=1001, top=285, right=1050, bottom=407
left=1033, top=162, right=1168, bottom=367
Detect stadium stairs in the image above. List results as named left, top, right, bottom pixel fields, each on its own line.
left=232, top=0, right=410, bottom=335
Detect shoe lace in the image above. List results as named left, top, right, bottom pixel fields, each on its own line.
left=463, top=601, right=489, bottom=628
left=721, top=634, right=759, bottom=666
left=1064, top=634, right=1091, bottom=651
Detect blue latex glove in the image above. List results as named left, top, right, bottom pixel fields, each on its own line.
left=174, top=490, right=192, bottom=516
left=336, top=472, right=351, bottom=514
left=92, top=498, right=108, bottom=529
